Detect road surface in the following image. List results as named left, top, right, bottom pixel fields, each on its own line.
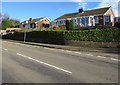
left=1, top=40, right=119, bottom=83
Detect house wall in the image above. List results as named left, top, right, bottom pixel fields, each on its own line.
left=52, top=16, right=90, bottom=27
left=105, top=9, right=114, bottom=16
left=94, top=15, right=104, bottom=26
left=52, top=8, right=115, bottom=27
left=41, top=18, right=50, bottom=24
left=105, top=8, right=115, bottom=26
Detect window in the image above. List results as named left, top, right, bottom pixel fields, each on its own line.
left=77, top=18, right=80, bottom=24
left=82, top=18, right=85, bottom=25
left=95, top=16, right=99, bottom=23
left=60, top=21, right=62, bottom=24
left=105, top=15, right=110, bottom=22
left=85, top=17, right=89, bottom=26
left=118, top=18, right=120, bottom=22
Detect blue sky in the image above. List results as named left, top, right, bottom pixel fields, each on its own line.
left=2, top=2, right=118, bottom=22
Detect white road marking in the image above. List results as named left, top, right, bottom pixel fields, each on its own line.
left=74, top=52, right=81, bottom=54
left=66, top=50, right=72, bottom=52
left=4, top=49, right=8, bottom=51
left=97, top=56, right=106, bottom=58
left=17, top=53, right=72, bottom=74
left=44, top=47, right=55, bottom=50
left=110, top=58, right=119, bottom=61
left=15, top=43, right=20, bottom=45
left=32, top=46, right=40, bottom=48
left=86, top=54, right=93, bottom=56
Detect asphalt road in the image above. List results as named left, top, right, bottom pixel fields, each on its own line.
left=1, top=40, right=119, bottom=83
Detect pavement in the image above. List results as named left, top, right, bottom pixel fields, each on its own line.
left=1, top=39, right=119, bottom=83
left=2, top=39, right=120, bottom=54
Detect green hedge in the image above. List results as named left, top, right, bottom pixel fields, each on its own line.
left=4, top=28, right=120, bottom=44
left=66, top=20, right=74, bottom=30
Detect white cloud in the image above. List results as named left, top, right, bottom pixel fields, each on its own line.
left=72, top=0, right=119, bottom=17
left=78, top=2, right=87, bottom=10
left=96, top=0, right=119, bottom=17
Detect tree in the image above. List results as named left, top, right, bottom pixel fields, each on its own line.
left=1, top=20, right=14, bottom=30
left=0, top=13, right=20, bottom=30
left=10, top=19, right=20, bottom=25
left=2, top=13, right=10, bottom=20
left=66, top=19, right=74, bottom=30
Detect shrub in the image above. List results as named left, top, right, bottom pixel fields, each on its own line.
left=66, top=19, right=73, bottom=30
left=58, top=24, right=63, bottom=28
left=1, top=20, right=14, bottom=30
left=53, top=26, right=56, bottom=30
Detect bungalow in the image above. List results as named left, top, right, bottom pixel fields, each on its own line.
left=15, top=17, right=51, bottom=28
left=50, top=7, right=115, bottom=27
left=115, top=17, right=120, bottom=23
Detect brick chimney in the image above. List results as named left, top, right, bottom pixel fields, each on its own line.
left=29, top=18, right=32, bottom=21
left=79, top=8, right=84, bottom=13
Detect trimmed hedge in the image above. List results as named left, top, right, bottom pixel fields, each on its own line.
left=4, top=28, right=120, bottom=44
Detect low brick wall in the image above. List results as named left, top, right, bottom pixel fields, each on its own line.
left=65, top=40, right=120, bottom=48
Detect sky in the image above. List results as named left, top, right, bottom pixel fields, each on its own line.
left=2, top=0, right=119, bottom=22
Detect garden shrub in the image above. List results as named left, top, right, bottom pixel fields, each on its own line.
left=66, top=19, right=73, bottom=30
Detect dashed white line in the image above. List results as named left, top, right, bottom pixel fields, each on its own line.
left=17, top=53, right=72, bottom=74
left=74, top=52, right=82, bottom=54
left=110, top=58, right=119, bottom=61
left=4, top=49, right=8, bottom=51
left=66, top=50, right=72, bottom=53
left=32, top=46, right=39, bottom=48
left=97, top=56, right=106, bottom=58
left=43, top=48, right=55, bottom=50
left=86, top=54, right=93, bottom=56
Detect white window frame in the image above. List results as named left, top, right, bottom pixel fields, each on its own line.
left=95, top=16, right=99, bottom=23
left=105, top=15, right=110, bottom=22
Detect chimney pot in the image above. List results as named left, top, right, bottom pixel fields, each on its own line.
left=29, top=18, right=32, bottom=21
left=79, top=8, right=84, bottom=13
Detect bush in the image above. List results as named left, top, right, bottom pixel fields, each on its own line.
left=58, top=24, right=63, bottom=28
left=1, top=20, right=14, bottom=30
left=66, top=19, right=73, bottom=30
left=53, top=26, right=56, bottom=30
left=5, top=28, right=120, bottom=43
left=74, top=25, right=116, bottom=30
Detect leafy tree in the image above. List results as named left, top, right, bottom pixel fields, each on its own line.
left=0, top=13, right=20, bottom=30
left=10, top=19, right=20, bottom=25
left=1, top=20, right=14, bottom=30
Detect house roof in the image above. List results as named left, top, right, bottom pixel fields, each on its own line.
left=55, top=7, right=111, bottom=21
left=20, top=17, right=45, bottom=25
